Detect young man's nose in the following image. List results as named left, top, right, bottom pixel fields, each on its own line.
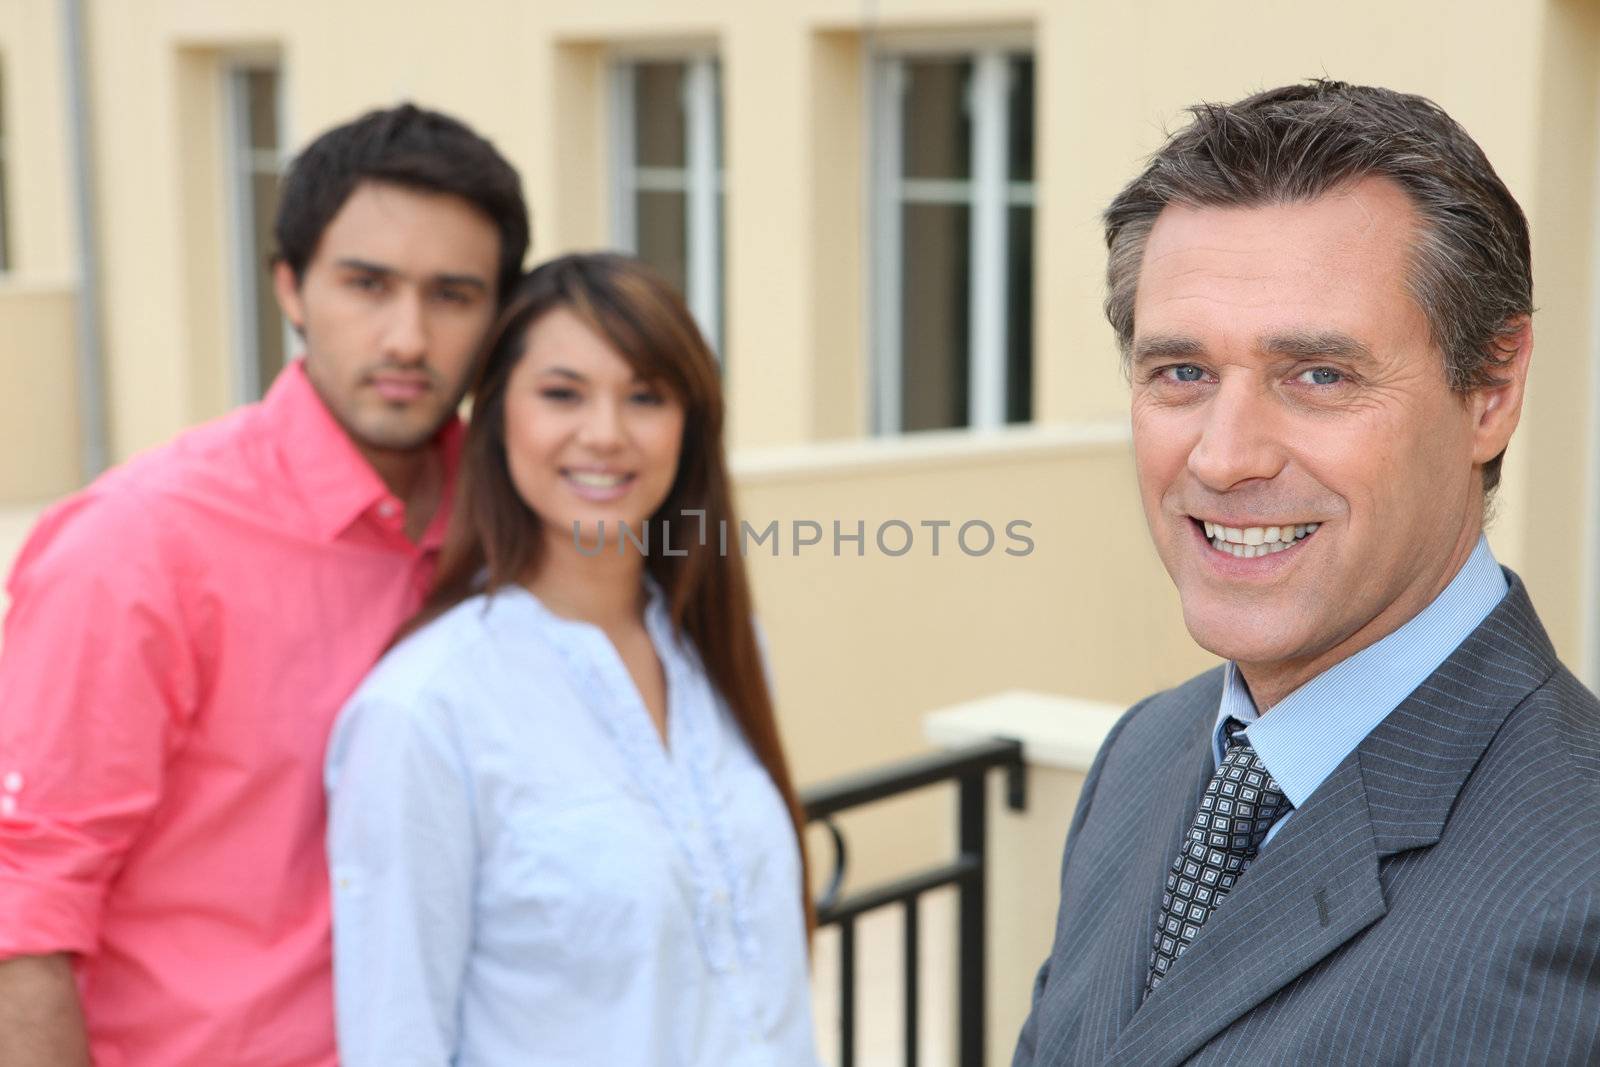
left=380, top=291, right=428, bottom=366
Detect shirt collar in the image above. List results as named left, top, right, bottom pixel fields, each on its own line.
left=264, top=358, right=464, bottom=545
left=1212, top=534, right=1509, bottom=807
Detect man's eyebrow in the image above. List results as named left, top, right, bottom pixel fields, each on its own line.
left=432, top=273, right=490, bottom=292
left=333, top=259, right=489, bottom=292
left=1259, top=330, right=1373, bottom=362
left=1131, top=335, right=1207, bottom=365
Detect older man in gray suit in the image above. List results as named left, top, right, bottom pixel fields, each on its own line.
left=1014, top=81, right=1600, bottom=1066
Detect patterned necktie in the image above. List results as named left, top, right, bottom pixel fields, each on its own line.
left=1145, top=717, right=1291, bottom=996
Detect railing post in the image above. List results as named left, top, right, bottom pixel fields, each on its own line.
left=802, top=738, right=1022, bottom=1067
left=904, top=897, right=920, bottom=1067
left=958, top=770, right=987, bottom=1067
left=841, top=916, right=857, bottom=1067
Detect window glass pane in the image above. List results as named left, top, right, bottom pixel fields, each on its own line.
left=1008, top=55, right=1034, bottom=184
left=233, top=65, right=284, bottom=399
left=1006, top=205, right=1033, bottom=423
left=636, top=189, right=689, bottom=299
left=251, top=171, right=285, bottom=388
left=713, top=187, right=726, bottom=359
left=0, top=60, right=10, bottom=272
left=900, top=202, right=970, bottom=431
left=902, top=59, right=972, bottom=181
left=633, top=61, right=688, bottom=169
left=245, top=70, right=278, bottom=152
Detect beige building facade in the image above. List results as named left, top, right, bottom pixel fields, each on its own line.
left=2, top=0, right=1599, bottom=924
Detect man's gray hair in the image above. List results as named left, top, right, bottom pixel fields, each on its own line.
left=1104, top=80, right=1531, bottom=492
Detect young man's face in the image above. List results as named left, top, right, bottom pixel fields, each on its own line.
left=274, top=181, right=502, bottom=456
left=1128, top=176, right=1529, bottom=705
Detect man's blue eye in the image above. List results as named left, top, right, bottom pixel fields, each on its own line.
left=1306, top=368, right=1342, bottom=385
left=1171, top=365, right=1205, bottom=382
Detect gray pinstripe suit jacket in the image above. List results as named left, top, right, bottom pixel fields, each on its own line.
left=1014, top=573, right=1600, bottom=1066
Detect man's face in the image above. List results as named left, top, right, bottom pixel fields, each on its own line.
left=274, top=181, right=501, bottom=456
left=1129, top=176, right=1527, bottom=701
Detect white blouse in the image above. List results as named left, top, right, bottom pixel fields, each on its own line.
left=325, top=583, right=818, bottom=1067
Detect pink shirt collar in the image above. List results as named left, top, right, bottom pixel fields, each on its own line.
left=265, top=359, right=464, bottom=546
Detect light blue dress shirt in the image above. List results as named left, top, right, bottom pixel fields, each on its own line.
left=1213, top=535, right=1509, bottom=850
left=325, top=583, right=818, bottom=1067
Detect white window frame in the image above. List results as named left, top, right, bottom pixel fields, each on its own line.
left=870, top=36, right=1035, bottom=434
left=224, top=59, right=290, bottom=403
left=609, top=49, right=724, bottom=356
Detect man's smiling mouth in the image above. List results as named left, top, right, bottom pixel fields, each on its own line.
left=1192, top=518, right=1320, bottom=559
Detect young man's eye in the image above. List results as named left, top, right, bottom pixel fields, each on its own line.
left=347, top=275, right=386, bottom=294
left=433, top=288, right=474, bottom=307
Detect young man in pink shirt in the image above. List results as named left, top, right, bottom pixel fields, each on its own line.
left=0, top=104, right=529, bottom=1066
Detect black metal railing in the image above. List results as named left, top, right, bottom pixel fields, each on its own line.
left=802, top=737, right=1026, bottom=1067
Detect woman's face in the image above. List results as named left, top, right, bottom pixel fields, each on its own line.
left=503, top=307, right=686, bottom=551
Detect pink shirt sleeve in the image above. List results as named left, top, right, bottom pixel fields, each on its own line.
left=0, top=491, right=199, bottom=958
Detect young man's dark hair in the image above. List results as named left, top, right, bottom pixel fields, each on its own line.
left=275, top=103, right=530, bottom=299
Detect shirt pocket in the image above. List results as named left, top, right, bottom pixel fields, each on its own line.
left=484, top=793, right=690, bottom=977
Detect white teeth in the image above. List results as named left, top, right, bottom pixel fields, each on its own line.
left=1206, top=519, right=1320, bottom=557
left=568, top=471, right=627, bottom=488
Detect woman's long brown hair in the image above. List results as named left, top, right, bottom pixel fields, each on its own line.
left=404, top=252, right=813, bottom=933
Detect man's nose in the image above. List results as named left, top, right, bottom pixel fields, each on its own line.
left=381, top=291, right=428, bottom=366
left=1186, top=380, right=1287, bottom=490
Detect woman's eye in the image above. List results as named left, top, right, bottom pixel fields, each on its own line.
left=1301, top=368, right=1343, bottom=386
left=540, top=388, right=578, bottom=402
left=630, top=391, right=665, bottom=406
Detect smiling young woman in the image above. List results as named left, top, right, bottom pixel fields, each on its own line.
left=323, top=253, right=817, bottom=1066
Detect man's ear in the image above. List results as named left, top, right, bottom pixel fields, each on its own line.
left=272, top=260, right=306, bottom=336
left=1470, top=315, right=1533, bottom=467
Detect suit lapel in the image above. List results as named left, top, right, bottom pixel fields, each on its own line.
left=1108, top=753, right=1387, bottom=1065
left=1102, top=573, right=1557, bottom=1067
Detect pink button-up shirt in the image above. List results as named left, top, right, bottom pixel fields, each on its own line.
left=0, top=360, right=458, bottom=1066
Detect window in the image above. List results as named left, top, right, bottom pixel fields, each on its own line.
left=611, top=54, right=724, bottom=356
left=872, top=48, right=1035, bottom=433
left=0, top=59, right=11, bottom=273
left=227, top=64, right=287, bottom=400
